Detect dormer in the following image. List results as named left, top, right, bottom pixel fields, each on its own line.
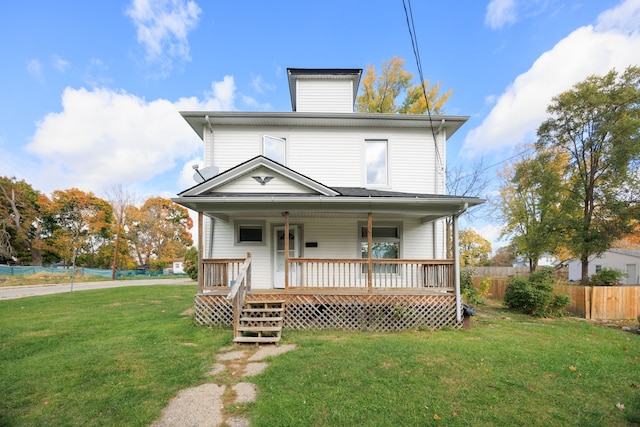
left=287, top=68, right=362, bottom=113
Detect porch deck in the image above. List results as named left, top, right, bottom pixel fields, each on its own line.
left=194, top=257, right=464, bottom=331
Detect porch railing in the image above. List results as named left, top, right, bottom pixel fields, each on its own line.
left=200, top=258, right=246, bottom=293
left=288, top=258, right=454, bottom=291
left=226, top=253, right=252, bottom=340
left=199, top=257, right=454, bottom=293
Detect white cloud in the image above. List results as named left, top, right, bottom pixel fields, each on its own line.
left=250, top=74, right=275, bottom=94
left=126, top=0, right=201, bottom=76
left=464, top=0, right=640, bottom=158
left=25, top=76, right=236, bottom=195
left=27, top=59, right=44, bottom=83
left=242, top=95, right=272, bottom=110
left=52, top=55, right=70, bottom=73
left=485, top=0, right=518, bottom=29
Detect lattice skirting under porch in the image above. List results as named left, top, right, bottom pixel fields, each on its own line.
left=194, top=293, right=463, bottom=331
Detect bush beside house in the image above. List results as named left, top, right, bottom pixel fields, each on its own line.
left=504, top=267, right=570, bottom=317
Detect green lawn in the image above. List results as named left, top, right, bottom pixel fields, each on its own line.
left=1, top=288, right=639, bottom=426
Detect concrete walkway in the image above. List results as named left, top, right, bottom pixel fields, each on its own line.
left=152, top=344, right=297, bottom=427
left=0, top=277, right=194, bottom=300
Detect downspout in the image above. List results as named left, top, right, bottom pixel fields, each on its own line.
left=434, top=119, right=446, bottom=259
left=453, top=202, right=468, bottom=323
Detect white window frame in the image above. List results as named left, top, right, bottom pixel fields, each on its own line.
left=234, top=220, right=266, bottom=246
left=359, top=222, right=402, bottom=273
left=263, top=135, right=286, bottom=165
left=365, top=139, right=388, bottom=187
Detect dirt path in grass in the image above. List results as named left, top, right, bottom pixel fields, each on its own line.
left=151, top=344, right=297, bottom=427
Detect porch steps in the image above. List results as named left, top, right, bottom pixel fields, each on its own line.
left=234, top=300, right=285, bottom=344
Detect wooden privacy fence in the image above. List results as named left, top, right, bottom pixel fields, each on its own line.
left=474, top=277, right=640, bottom=320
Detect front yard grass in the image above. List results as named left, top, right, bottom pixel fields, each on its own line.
left=0, top=289, right=639, bottom=426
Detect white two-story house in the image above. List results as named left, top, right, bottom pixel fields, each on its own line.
left=173, top=68, right=483, bottom=336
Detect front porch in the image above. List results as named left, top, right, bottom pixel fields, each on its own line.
left=194, top=252, right=464, bottom=333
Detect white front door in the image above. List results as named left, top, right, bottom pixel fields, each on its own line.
left=626, top=264, right=637, bottom=285
left=273, top=225, right=298, bottom=288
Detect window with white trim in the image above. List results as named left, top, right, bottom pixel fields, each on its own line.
left=360, top=224, right=401, bottom=272
left=365, top=139, right=388, bottom=186
left=263, top=135, right=286, bottom=165
left=235, top=221, right=266, bottom=245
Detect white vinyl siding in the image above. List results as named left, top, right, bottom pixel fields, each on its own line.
left=204, top=127, right=440, bottom=194
left=295, top=80, right=353, bottom=113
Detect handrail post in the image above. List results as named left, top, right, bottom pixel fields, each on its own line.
left=226, top=252, right=252, bottom=340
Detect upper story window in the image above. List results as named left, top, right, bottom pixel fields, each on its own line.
left=263, top=135, right=286, bottom=165
left=365, top=140, right=387, bottom=186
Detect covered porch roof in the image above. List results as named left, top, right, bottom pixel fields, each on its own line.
left=172, top=156, right=484, bottom=222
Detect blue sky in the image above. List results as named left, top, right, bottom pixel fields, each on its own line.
left=1, top=0, right=639, bottom=249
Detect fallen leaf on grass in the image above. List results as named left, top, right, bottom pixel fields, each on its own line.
left=434, top=414, right=441, bottom=420
left=631, top=383, right=640, bottom=390
left=526, top=384, right=535, bottom=392
left=452, top=411, right=458, bottom=417
left=569, top=366, right=577, bottom=371
left=616, top=403, right=625, bottom=411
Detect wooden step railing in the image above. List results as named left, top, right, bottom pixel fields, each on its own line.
left=225, top=252, right=252, bottom=341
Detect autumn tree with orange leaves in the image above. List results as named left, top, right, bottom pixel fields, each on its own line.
left=125, top=197, right=193, bottom=268
left=42, top=188, right=114, bottom=268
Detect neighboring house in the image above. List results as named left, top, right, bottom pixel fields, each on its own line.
left=172, top=259, right=185, bottom=275
left=568, top=249, right=640, bottom=284
left=173, top=68, right=484, bottom=337
left=512, top=253, right=559, bottom=268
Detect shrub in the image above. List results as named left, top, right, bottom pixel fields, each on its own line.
left=589, top=268, right=626, bottom=286
left=183, top=247, right=198, bottom=280
left=461, top=268, right=484, bottom=305
left=504, top=270, right=569, bottom=317
left=478, top=276, right=491, bottom=298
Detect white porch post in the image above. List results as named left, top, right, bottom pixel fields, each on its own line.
left=453, top=213, right=462, bottom=322
left=198, top=211, right=203, bottom=294
left=367, top=212, right=373, bottom=293
left=284, top=211, right=289, bottom=291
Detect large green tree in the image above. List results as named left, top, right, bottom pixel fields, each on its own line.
left=355, top=56, right=452, bottom=114
left=536, top=66, right=640, bottom=284
left=498, top=144, right=567, bottom=272
left=0, top=176, right=45, bottom=265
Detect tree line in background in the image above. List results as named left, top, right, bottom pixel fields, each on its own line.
left=445, top=67, right=640, bottom=282
left=0, top=181, right=193, bottom=274
left=496, top=66, right=640, bottom=283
